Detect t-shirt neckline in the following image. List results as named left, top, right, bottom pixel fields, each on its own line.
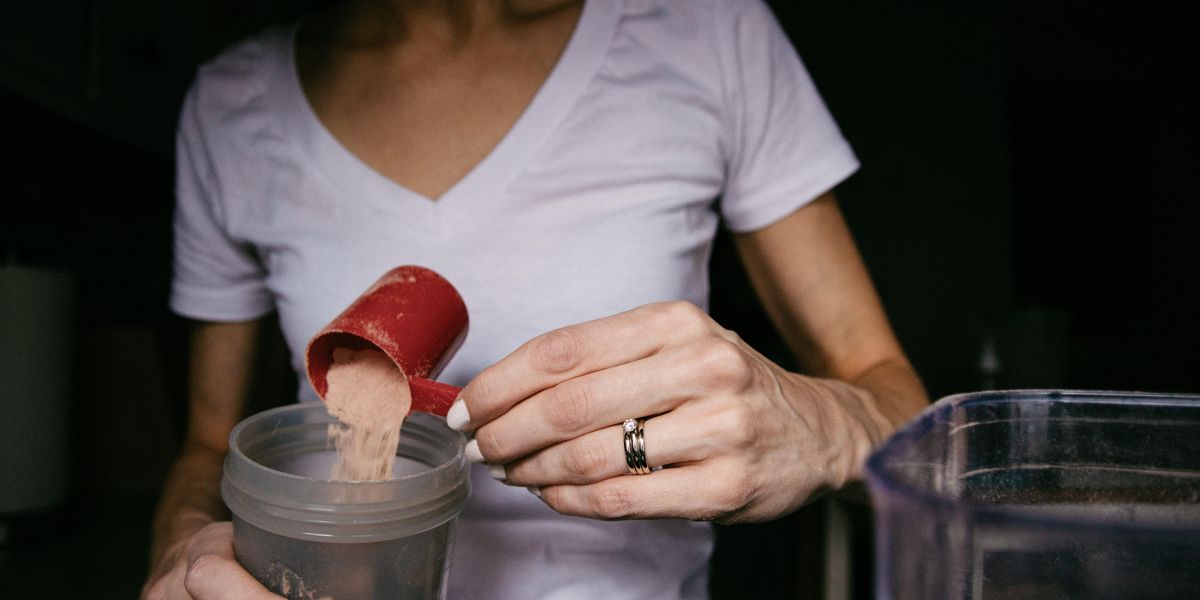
left=277, top=1, right=619, bottom=231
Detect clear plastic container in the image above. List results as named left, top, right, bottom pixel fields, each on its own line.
left=865, top=390, right=1200, bottom=600
left=222, top=403, right=470, bottom=600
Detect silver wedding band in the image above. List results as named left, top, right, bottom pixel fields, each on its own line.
left=623, top=418, right=650, bottom=475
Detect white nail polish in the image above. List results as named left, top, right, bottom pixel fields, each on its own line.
left=446, top=399, right=471, bottom=431
left=464, top=439, right=484, bottom=463
left=527, top=486, right=542, bottom=499
left=488, top=463, right=507, bottom=482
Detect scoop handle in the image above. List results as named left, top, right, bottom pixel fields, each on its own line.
left=409, top=377, right=461, bottom=417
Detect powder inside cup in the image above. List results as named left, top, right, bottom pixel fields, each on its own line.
left=323, top=347, right=413, bottom=481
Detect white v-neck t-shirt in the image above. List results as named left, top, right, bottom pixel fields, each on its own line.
left=171, top=0, right=859, bottom=597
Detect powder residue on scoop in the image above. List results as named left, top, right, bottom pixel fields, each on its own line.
left=324, top=347, right=413, bottom=481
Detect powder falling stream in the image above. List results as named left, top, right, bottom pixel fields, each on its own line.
left=323, top=347, right=413, bottom=481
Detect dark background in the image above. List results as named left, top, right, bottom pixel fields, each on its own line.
left=1, top=1, right=1196, bottom=598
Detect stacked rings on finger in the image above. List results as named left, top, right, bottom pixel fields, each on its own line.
left=623, top=418, right=650, bottom=475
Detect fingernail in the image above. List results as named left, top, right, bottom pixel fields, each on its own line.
left=464, top=439, right=484, bottom=463
left=446, top=399, right=471, bottom=431
left=488, top=463, right=507, bottom=482
left=527, top=486, right=542, bottom=499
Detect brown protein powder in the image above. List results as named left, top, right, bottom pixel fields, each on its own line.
left=323, top=347, right=413, bottom=481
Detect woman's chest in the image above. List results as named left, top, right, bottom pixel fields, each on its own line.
left=296, top=9, right=581, bottom=201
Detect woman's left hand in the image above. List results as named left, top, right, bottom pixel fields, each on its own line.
left=447, top=300, right=895, bottom=523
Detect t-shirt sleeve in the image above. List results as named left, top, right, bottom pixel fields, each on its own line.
left=718, top=0, right=860, bottom=233
left=169, top=85, right=274, bottom=322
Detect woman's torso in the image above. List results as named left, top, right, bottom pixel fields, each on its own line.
left=175, top=0, right=854, bottom=595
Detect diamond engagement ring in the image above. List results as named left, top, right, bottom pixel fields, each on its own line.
left=623, top=418, right=650, bottom=475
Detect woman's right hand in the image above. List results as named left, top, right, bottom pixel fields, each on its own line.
left=141, top=521, right=282, bottom=600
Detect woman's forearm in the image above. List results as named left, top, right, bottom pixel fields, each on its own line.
left=147, top=442, right=228, bottom=576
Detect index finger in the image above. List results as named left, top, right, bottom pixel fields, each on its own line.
left=451, top=301, right=715, bottom=430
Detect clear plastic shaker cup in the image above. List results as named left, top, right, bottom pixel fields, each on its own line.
left=223, top=405, right=470, bottom=599
left=223, top=265, right=472, bottom=599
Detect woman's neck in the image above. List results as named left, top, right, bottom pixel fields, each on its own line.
left=317, top=0, right=577, bottom=48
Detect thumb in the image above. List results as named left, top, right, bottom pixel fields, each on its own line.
left=183, top=523, right=283, bottom=600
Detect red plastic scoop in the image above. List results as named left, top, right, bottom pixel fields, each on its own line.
left=305, top=266, right=467, bottom=416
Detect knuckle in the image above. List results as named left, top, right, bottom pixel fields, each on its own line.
left=716, top=326, right=744, bottom=344
left=592, top=481, right=636, bottom=520
left=564, top=437, right=609, bottom=479
left=695, top=338, right=752, bottom=387
left=658, top=300, right=708, bottom=332
left=719, top=404, right=757, bottom=449
left=474, top=426, right=511, bottom=462
left=711, top=466, right=753, bottom=513
left=539, top=485, right=558, bottom=506
left=532, top=328, right=584, bottom=374
left=538, top=486, right=565, bottom=515
left=714, top=487, right=750, bottom=517
left=546, top=382, right=594, bottom=433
